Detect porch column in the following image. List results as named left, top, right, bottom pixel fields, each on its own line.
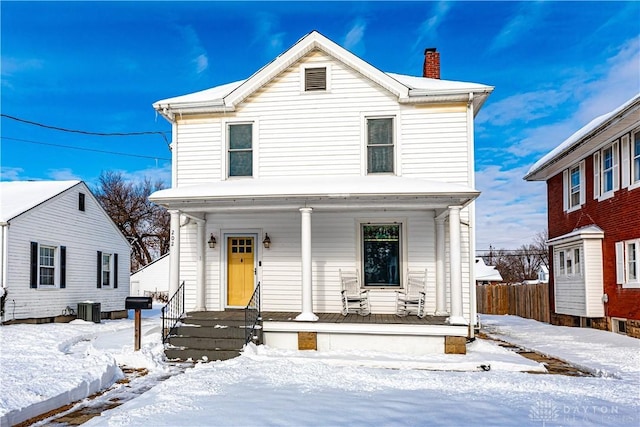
left=435, top=214, right=448, bottom=315
left=194, top=219, right=206, bottom=311
left=168, top=210, right=181, bottom=298
left=296, top=207, right=318, bottom=321
left=448, top=206, right=467, bottom=325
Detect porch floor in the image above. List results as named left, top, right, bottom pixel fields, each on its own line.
left=185, top=310, right=449, bottom=325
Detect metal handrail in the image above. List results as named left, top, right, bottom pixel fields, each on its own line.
left=244, top=282, right=261, bottom=345
left=161, top=281, right=185, bottom=343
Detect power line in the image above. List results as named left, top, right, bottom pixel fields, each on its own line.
left=1, top=113, right=171, bottom=147
left=1, top=136, right=171, bottom=161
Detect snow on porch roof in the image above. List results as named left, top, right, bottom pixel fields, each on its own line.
left=0, top=180, right=81, bottom=223
left=149, top=175, right=479, bottom=205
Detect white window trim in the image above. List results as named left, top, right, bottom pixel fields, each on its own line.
left=299, top=63, right=332, bottom=93
left=553, top=245, right=583, bottom=278
left=611, top=317, right=627, bottom=335
left=563, top=161, right=585, bottom=212
left=594, top=141, right=619, bottom=201
left=221, top=119, right=258, bottom=180
left=361, top=113, right=400, bottom=176
left=101, top=252, right=113, bottom=287
left=38, top=244, right=58, bottom=288
left=616, top=239, right=640, bottom=288
left=628, top=130, right=640, bottom=191
left=355, top=217, right=408, bottom=289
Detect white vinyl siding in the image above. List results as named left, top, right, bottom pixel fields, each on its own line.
left=173, top=51, right=471, bottom=186
left=552, top=236, right=604, bottom=318
left=177, top=209, right=470, bottom=317
left=4, top=184, right=130, bottom=320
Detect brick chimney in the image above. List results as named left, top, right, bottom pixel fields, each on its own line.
left=423, top=47, right=440, bottom=79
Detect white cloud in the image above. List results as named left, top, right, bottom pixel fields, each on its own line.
left=0, top=166, right=25, bottom=181
left=253, top=13, right=286, bottom=57
left=477, top=90, right=571, bottom=127
left=475, top=165, right=547, bottom=250
left=489, top=2, right=545, bottom=53
left=47, top=168, right=82, bottom=181
left=177, top=25, right=209, bottom=75
left=412, top=1, right=451, bottom=51
left=344, top=19, right=366, bottom=54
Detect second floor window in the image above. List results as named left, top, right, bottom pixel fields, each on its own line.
left=634, top=131, right=640, bottom=184
left=569, top=165, right=581, bottom=208
left=594, top=141, right=619, bottom=199
left=563, top=161, right=584, bottom=211
left=367, top=117, right=394, bottom=174
left=228, top=123, right=253, bottom=177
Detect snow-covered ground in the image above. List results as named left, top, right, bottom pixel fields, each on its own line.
left=1, top=312, right=638, bottom=427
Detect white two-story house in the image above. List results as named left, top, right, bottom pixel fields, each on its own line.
left=150, top=31, right=493, bottom=354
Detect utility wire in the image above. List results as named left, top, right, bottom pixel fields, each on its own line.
left=1, top=136, right=171, bottom=161
left=1, top=113, right=171, bottom=147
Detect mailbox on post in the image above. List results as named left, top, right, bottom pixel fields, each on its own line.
left=125, top=296, right=153, bottom=310
left=125, top=296, right=153, bottom=351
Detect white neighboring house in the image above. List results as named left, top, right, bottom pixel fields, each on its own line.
left=150, top=31, right=493, bottom=353
left=130, top=253, right=169, bottom=298
left=475, top=258, right=503, bottom=285
left=0, top=180, right=130, bottom=323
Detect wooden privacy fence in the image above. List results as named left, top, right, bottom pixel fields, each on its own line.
left=476, top=283, right=550, bottom=323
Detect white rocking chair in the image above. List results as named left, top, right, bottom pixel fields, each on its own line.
left=339, top=269, right=370, bottom=316
left=396, top=270, right=427, bottom=318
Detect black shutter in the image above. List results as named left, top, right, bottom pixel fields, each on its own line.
left=97, top=251, right=102, bottom=288
left=60, top=246, right=67, bottom=288
left=113, top=253, right=118, bottom=289
left=30, top=242, right=38, bottom=288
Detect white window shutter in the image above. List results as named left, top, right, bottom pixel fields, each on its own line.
left=621, top=135, right=630, bottom=188
left=562, top=169, right=568, bottom=211
left=615, top=242, right=625, bottom=284
left=593, top=152, right=600, bottom=199
left=613, top=141, right=620, bottom=191
left=579, top=161, right=586, bottom=205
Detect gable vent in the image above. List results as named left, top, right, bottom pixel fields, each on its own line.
left=305, top=67, right=327, bottom=91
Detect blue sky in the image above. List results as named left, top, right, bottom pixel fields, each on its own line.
left=2, top=1, right=639, bottom=251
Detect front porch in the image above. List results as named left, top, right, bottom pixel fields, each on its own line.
left=168, top=310, right=468, bottom=361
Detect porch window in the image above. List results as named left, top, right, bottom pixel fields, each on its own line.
left=361, top=223, right=401, bottom=287
left=228, top=123, right=253, bottom=177
left=366, top=117, right=394, bottom=174
left=556, top=246, right=581, bottom=277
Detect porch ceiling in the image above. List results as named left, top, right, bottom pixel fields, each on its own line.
left=149, top=175, right=479, bottom=212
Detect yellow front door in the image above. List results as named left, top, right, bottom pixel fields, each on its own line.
left=227, top=237, right=255, bottom=306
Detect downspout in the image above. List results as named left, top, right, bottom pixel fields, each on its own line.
left=467, top=92, right=477, bottom=338
left=171, top=122, right=178, bottom=187
left=0, top=223, right=6, bottom=289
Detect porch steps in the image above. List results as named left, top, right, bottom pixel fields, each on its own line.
left=165, top=311, right=262, bottom=362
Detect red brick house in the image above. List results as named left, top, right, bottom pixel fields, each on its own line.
left=525, top=93, right=640, bottom=338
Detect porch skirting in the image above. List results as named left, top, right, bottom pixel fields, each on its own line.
left=261, top=312, right=467, bottom=355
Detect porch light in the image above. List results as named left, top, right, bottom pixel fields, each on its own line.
left=262, top=233, right=271, bottom=249
left=207, top=233, right=217, bottom=249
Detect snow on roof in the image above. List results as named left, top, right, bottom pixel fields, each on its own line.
left=149, top=175, right=478, bottom=202
left=0, top=180, right=81, bottom=223
left=387, top=73, right=492, bottom=93
left=153, top=73, right=491, bottom=109
left=526, top=93, right=640, bottom=177
left=475, top=258, right=503, bottom=282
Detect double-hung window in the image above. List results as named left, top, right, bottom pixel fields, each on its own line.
left=30, top=242, right=66, bottom=289
left=563, top=161, right=584, bottom=211
left=366, top=117, right=394, bottom=174
left=361, top=223, right=402, bottom=287
left=96, top=251, right=118, bottom=289
left=633, top=132, right=640, bottom=185
left=228, top=123, right=253, bottom=177
left=616, top=239, right=640, bottom=288
left=594, top=142, right=619, bottom=199
left=39, top=246, right=56, bottom=286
